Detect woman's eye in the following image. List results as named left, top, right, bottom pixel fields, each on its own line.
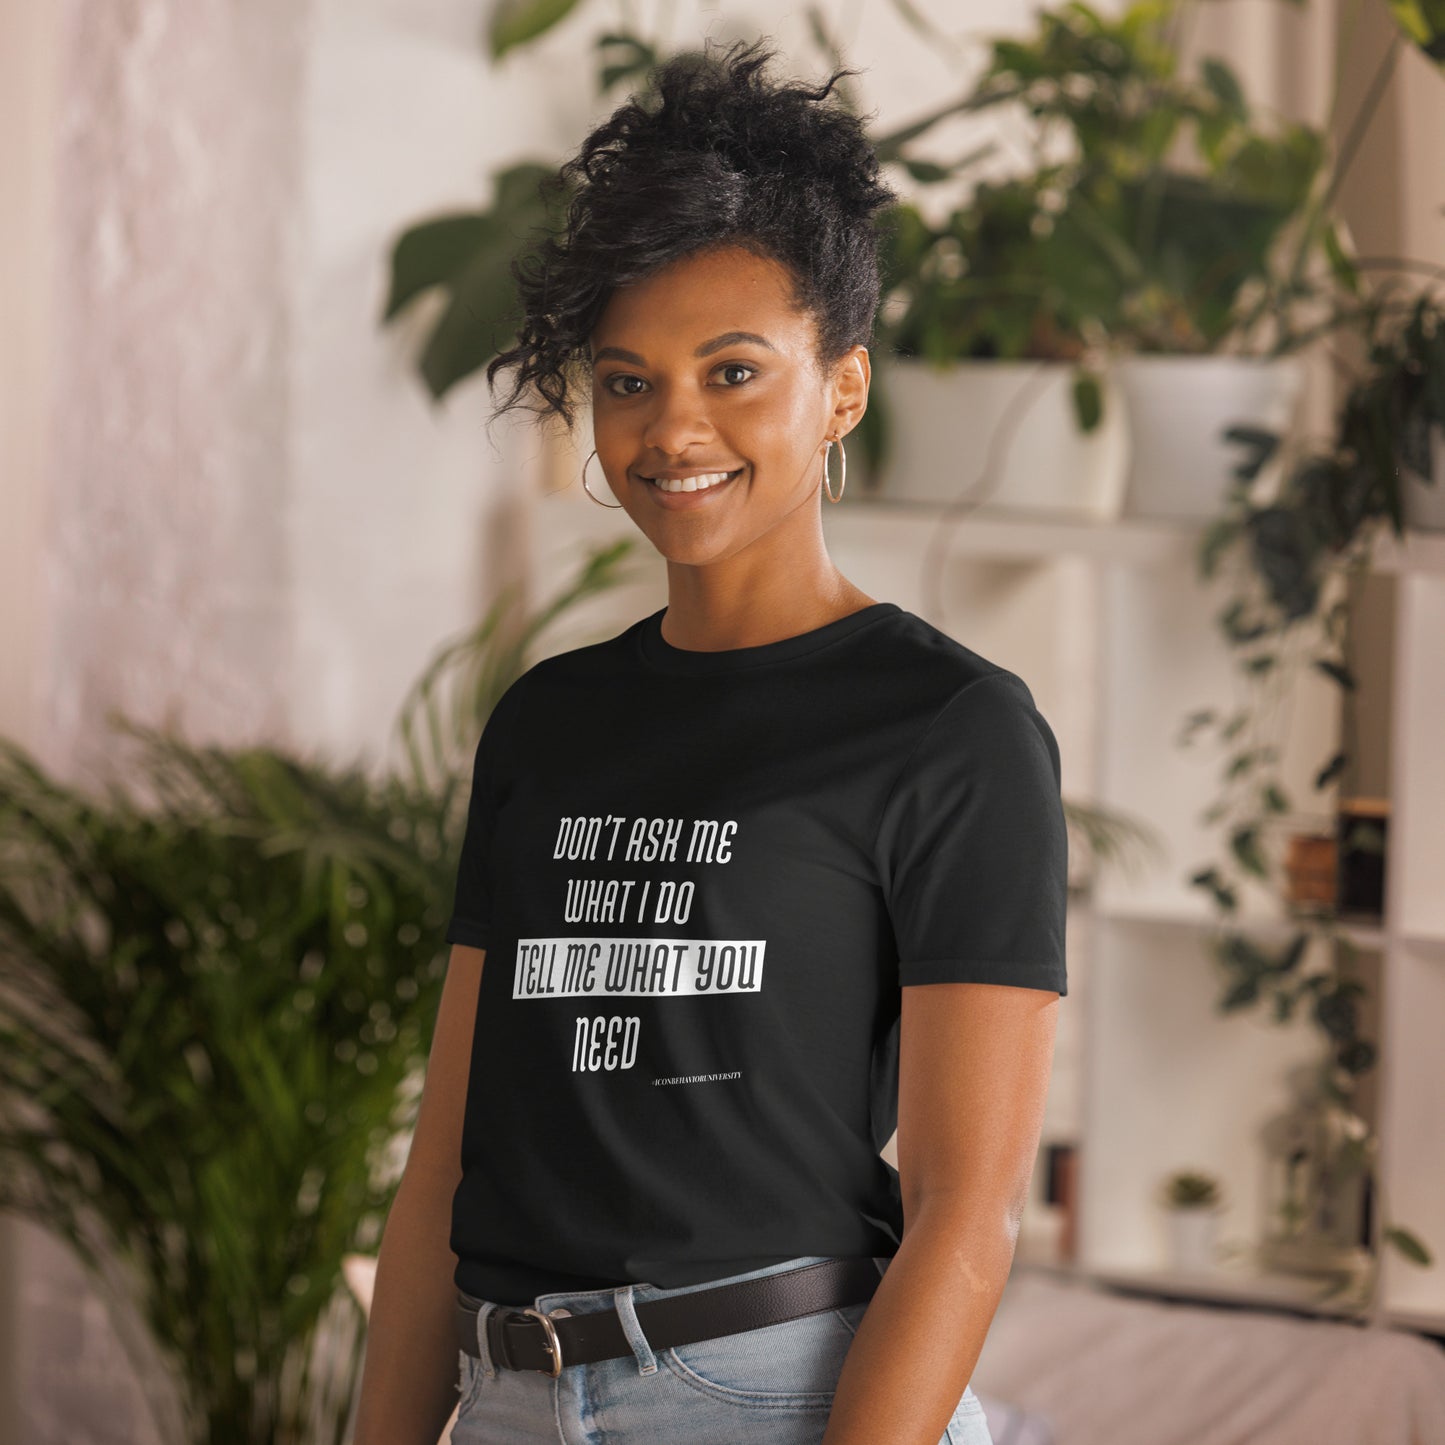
left=605, top=374, right=647, bottom=397
left=717, top=362, right=757, bottom=386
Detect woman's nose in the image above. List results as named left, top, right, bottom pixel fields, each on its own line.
left=641, top=385, right=715, bottom=454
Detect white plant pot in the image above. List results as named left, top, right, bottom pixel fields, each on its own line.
left=1164, top=1206, right=1222, bottom=1273
left=868, top=358, right=1129, bottom=518
left=1402, top=424, right=1445, bottom=532
left=1115, top=355, right=1306, bottom=522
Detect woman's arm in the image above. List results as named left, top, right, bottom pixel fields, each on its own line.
left=821, top=980, right=1059, bottom=1445
left=352, top=943, right=486, bottom=1445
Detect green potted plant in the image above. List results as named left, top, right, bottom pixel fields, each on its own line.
left=1157, top=1167, right=1226, bottom=1272
left=862, top=167, right=1132, bottom=517
left=1084, top=0, right=1444, bottom=522
left=0, top=541, right=638, bottom=1445
left=895, top=0, right=1334, bottom=522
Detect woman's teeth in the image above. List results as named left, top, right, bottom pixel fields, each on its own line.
left=646, top=470, right=739, bottom=493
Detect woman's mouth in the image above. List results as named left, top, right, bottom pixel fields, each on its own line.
left=639, top=467, right=744, bottom=504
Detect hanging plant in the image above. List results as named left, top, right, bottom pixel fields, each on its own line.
left=1183, top=288, right=1444, bottom=1280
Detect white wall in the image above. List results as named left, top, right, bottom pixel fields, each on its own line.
left=0, top=0, right=58, bottom=750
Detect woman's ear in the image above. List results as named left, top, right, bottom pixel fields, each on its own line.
left=828, top=344, right=871, bottom=439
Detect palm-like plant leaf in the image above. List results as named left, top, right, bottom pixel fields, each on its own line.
left=0, top=540, right=635, bottom=1443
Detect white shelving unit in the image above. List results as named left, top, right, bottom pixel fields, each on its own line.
left=521, top=469, right=1445, bottom=1338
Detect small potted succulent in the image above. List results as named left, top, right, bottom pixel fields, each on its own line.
left=1158, top=1168, right=1226, bottom=1272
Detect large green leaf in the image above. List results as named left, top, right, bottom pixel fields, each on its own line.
left=490, top=160, right=557, bottom=218
left=383, top=161, right=561, bottom=397
left=417, top=240, right=526, bottom=401
left=1200, top=56, right=1247, bottom=119
left=382, top=215, right=493, bottom=322
left=487, top=0, right=584, bottom=60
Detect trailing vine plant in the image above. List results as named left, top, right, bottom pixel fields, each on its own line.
left=1183, top=286, right=1445, bottom=1280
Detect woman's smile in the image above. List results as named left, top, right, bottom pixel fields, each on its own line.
left=638, top=466, right=746, bottom=505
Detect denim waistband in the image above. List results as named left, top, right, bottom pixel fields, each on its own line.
left=458, top=1253, right=893, bottom=1380
left=460, top=1252, right=892, bottom=1317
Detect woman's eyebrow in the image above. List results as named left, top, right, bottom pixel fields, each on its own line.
left=591, top=331, right=778, bottom=366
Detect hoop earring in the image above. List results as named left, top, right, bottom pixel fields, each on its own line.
left=581, top=449, right=623, bottom=508
left=821, top=436, right=846, bottom=503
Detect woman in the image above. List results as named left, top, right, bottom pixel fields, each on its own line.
left=353, top=37, right=1066, bottom=1445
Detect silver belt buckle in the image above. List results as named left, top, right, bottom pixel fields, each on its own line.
left=518, top=1306, right=564, bottom=1376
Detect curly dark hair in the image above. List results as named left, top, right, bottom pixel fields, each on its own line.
left=484, top=35, right=899, bottom=435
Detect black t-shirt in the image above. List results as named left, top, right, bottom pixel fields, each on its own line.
left=443, top=601, right=1068, bottom=1306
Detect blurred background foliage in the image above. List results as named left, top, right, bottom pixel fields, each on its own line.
left=0, top=541, right=638, bottom=1444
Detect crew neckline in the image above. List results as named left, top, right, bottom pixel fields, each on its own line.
left=636, top=602, right=903, bottom=675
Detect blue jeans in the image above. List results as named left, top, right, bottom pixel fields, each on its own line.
left=453, top=1253, right=994, bottom=1444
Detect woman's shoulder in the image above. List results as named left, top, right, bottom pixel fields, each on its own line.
left=867, top=606, right=1044, bottom=718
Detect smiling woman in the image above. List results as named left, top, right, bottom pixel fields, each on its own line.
left=479, top=36, right=900, bottom=643
left=353, top=34, right=1066, bottom=1445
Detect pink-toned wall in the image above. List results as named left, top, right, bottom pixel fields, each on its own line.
left=44, top=0, right=305, bottom=768
left=10, top=3, right=305, bottom=1436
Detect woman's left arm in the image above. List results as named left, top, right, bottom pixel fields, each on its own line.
left=822, top=979, right=1059, bottom=1445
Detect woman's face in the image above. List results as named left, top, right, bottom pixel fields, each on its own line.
left=587, top=244, right=868, bottom=565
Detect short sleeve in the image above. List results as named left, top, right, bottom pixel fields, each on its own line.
left=874, top=671, right=1068, bottom=994
left=444, top=676, right=526, bottom=950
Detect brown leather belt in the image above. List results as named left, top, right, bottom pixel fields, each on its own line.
left=456, top=1256, right=883, bottom=1376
